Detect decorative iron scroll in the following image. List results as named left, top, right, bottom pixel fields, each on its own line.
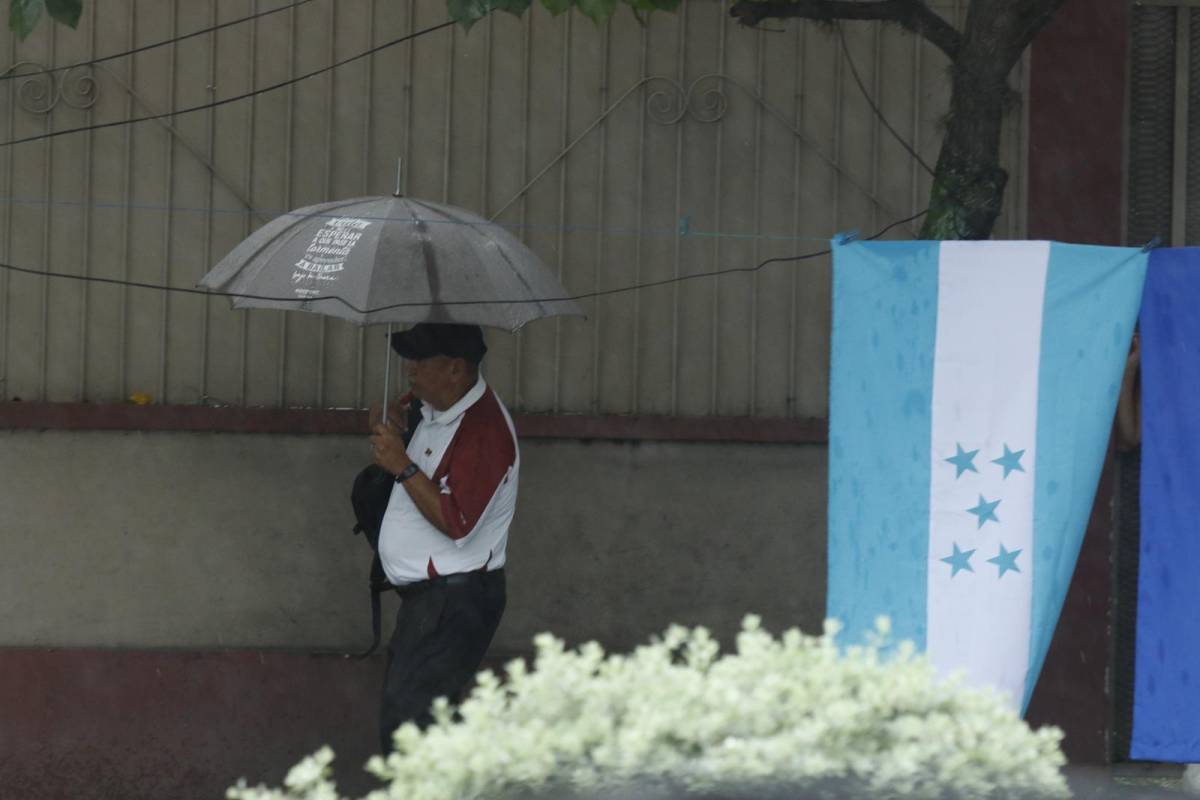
left=646, top=73, right=729, bottom=125
left=2, top=61, right=97, bottom=115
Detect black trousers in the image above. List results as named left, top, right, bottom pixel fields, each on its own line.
left=379, top=569, right=506, bottom=752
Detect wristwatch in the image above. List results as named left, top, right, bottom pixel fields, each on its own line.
left=394, top=463, right=421, bottom=483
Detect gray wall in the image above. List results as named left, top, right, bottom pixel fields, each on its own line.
left=0, top=429, right=826, bottom=651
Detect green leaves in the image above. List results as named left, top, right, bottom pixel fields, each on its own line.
left=9, top=0, right=43, bottom=40
left=9, top=0, right=81, bottom=40
left=45, top=0, right=81, bottom=28
left=446, top=0, right=533, bottom=29
left=447, top=0, right=678, bottom=28
left=576, top=0, right=617, bottom=24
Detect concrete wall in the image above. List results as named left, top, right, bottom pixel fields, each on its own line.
left=0, top=427, right=825, bottom=799
left=0, top=429, right=826, bottom=652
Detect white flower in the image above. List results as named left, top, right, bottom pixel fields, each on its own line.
left=230, top=615, right=1069, bottom=800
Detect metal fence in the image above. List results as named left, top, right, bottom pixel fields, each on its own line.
left=0, top=0, right=1027, bottom=418
left=1117, top=0, right=1199, bottom=760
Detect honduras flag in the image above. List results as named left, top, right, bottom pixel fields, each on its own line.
left=828, top=239, right=1147, bottom=712
left=1131, top=247, right=1200, bottom=760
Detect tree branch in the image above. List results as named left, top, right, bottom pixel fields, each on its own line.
left=730, top=0, right=963, bottom=62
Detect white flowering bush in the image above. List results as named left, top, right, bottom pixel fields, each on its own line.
left=228, top=616, right=1068, bottom=800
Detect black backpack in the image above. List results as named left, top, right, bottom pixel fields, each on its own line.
left=349, top=397, right=424, bottom=657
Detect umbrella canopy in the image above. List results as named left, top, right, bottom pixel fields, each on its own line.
left=198, top=196, right=583, bottom=331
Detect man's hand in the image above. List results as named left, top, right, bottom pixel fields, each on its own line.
left=371, top=422, right=450, bottom=535
left=370, top=422, right=412, bottom=476
left=368, top=398, right=409, bottom=435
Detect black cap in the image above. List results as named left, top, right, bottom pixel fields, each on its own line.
left=390, top=323, right=487, bottom=365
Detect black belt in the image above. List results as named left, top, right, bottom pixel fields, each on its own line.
left=355, top=567, right=502, bottom=659
left=394, top=569, right=498, bottom=597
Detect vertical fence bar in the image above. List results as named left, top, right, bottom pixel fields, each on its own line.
left=199, top=0, right=218, bottom=402
left=442, top=19, right=455, bottom=203
left=748, top=22, right=764, bottom=415
left=1186, top=9, right=1200, bottom=244
left=402, top=0, right=414, bottom=193
left=37, top=26, right=57, bottom=401
left=157, top=0, right=178, bottom=402
left=552, top=13, right=571, bottom=413
left=356, top=0, right=376, bottom=409
left=870, top=21, right=882, bottom=232
left=77, top=3, right=98, bottom=400
left=240, top=0, right=260, bottom=406
left=668, top=5, right=687, bottom=416
left=708, top=0, right=729, bottom=415
left=1174, top=7, right=1191, bottom=246
left=121, top=2, right=136, bottom=399
left=831, top=22, right=844, bottom=241
left=316, top=0, right=336, bottom=408
left=476, top=14, right=494, bottom=394
left=788, top=20, right=806, bottom=418
left=589, top=21, right=610, bottom=415
left=475, top=12, right=493, bottom=392
left=0, top=30, right=14, bottom=401
left=277, top=2, right=298, bottom=406
left=393, top=0, right=416, bottom=402
left=630, top=20, right=648, bottom=415
left=513, top=10, right=532, bottom=410
left=910, top=24, right=922, bottom=226
left=479, top=14, right=493, bottom=215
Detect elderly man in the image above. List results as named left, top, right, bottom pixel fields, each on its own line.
left=368, top=322, right=518, bottom=752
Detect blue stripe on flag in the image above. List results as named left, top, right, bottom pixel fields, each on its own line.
left=828, top=240, right=940, bottom=649
left=1025, top=243, right=1148, bottom=711
left=1131, top=247, right=1200, bottom=761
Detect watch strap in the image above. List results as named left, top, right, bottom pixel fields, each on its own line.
left=395, top=462, right=421, bottom=483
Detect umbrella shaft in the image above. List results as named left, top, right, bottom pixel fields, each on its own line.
left=383, top=323, right=393, bottom=422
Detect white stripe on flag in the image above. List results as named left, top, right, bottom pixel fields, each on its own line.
left=926, top=241, right=1049, bottom=707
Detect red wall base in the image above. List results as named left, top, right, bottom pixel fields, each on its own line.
left=0, top=651, right=389, bottom=800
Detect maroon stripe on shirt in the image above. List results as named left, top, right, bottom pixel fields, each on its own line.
left=433, top=388, right=517, bottom=541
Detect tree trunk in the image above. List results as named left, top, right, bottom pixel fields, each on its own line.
left=919, top=62, right=1011, bottom=240
left=918, top=0, right=1064, bottom=239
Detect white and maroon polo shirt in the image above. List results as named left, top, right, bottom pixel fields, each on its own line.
left=377, top=377, right=519, bottom=585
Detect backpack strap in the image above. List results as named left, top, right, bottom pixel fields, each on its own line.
left=352, top=552, right=396, bottom=659
left=348, top=398, right=424, bottom=659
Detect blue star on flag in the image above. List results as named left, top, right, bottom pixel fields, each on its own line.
left=986, top=543, right=1022, bottom=578
left=991, top=444, right=1026, bottom=479
left=945, top=443, right=980, bottom=479
left=967, top=495, right=1001, bottom=528
left=940, top=542, right=976, bottom=577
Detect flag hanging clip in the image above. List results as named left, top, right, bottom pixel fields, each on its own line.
left=834, top=229, right=860, bottom=246
left=1142, top=235, right=1162, bottom=253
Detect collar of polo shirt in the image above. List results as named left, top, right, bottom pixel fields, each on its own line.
left=421, top=376, right=488, bottom=426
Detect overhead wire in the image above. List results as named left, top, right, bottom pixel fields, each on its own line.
left=0, top=18, right=456, bottom=148
left=0, top=0, right=316, bottom=84
left=835, top=23, right=937, bottom=179
left=0, top=208, right=927, bottom=314
left=0, top=194, right=842, bottom=243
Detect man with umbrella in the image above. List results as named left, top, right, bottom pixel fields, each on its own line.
left=199, top=189, right=580, bottom=751
left=367, top=322, right=518, bottom=753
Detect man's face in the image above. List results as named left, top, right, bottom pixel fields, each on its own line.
left=405, top=355, right=457, bottom=410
